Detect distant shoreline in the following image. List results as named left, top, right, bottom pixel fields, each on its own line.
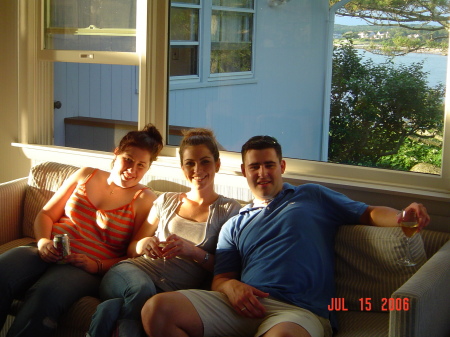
left=352, top=44, right=447, bottom=56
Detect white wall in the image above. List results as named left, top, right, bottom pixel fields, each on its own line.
left=0, top=1, right=32, bottom=182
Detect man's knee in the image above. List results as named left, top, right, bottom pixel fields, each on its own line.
left=141, top=293, right=185, bottom=336
left=263, top=322, right=312, bottom=337
left=141, top=292, right=204, bottom=337
left=141, top=294, right=164, bottom=336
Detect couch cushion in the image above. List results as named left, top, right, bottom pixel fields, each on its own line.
left=420, top=229, right=450, bottom=258
left=335, top=225, right=427, bottom=312
left=0, top=238, right=36, bottom=255
left=335, top=311, right=389, bottom=337
left=56, top=296, right=101, bottom=337
left=22, top=162, right=79, bottom=238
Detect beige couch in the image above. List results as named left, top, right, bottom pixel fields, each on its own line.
left=1, top=162, right=450, bottom=337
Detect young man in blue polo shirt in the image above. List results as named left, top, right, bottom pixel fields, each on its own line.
left=141, top=135, right=430, bottom=337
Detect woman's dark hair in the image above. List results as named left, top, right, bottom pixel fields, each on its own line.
left=116, top=123, right=164, bottom=163
left=179, top=128, right=220, bottom=165
left=241, top=135, right=282, bottom=163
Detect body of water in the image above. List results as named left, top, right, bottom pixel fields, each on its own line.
left=357, top=49, right=447, bottom=87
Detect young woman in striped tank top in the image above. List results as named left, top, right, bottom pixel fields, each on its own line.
left=0, top=124, right=163, bottom=337
left=86, top=129, right=241, bottom=337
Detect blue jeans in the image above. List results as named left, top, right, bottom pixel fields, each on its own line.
left=0, top=245, right=100, bottom=337
left=87, top=262, right=158, bottom=337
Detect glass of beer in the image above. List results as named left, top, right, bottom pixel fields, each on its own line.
left=396, top=209, right=419, bottom=266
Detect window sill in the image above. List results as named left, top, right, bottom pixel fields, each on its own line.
left=12, top=143, right=450, bottom=203
left=169, top=77, right=257, bottom=90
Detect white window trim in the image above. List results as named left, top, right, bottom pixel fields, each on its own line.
left=17, top=0, right=450, bottom=197
left=12, top=142, right=450, bottom=202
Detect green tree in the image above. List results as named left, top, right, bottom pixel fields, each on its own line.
left=330, top=0, right=449, bottom=54
left=330, top=0, right=449, bottom=29
left=329, top=41, right=445, bottom=168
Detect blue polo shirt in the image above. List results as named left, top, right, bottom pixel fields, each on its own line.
left=215, top=183, right=368, bottom=329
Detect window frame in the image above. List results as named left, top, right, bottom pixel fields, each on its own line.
left=169, top=0, right=256, bottom=87
left=17, top=0, right=450, bottom=196
left=169, top=1, right=201, bottom=80
left=38, top=0, right=141, bottom=65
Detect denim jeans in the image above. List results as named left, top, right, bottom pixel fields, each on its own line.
left=87, top=262, right=158, bottom=337
left=0, top=245, right=101, bottom=337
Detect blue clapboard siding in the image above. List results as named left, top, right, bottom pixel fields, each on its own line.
left=54, top=63, right=138, bottom=147
left=167, top=1, right=328, bottom=160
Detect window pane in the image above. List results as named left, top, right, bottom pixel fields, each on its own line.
left=170, top=7, right=199, bottom=41
left=332, top=17, right=446, bottom=174
left=210, top=10, right=252, bottom=73
left=210, top=43, right=251, bottom=73
left=44, top=0, right=137, bottom=52
left=167, top=0, right=446, bottom=177
left=212, top=0, right=254, bottom=9
left=329, top=46, right=445, bottom=174
left=170, top=5, right=199, bottom=77
left=170, top=46, right=199, bottom=76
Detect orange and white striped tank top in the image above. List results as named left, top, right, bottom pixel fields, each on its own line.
left=51, top=169, right=146, bottom=260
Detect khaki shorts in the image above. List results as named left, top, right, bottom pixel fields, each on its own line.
left=178, top=290, right=332, bottom=337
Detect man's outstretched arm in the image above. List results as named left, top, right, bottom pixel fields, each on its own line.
left=360, top=202, right=430, bottom=229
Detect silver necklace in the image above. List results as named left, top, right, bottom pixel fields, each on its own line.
left=109, top=184, right=136, bottom=195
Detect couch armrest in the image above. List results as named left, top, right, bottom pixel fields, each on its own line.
left=389, top=240, right=450, bottom=337
left=0, top=177, right=28, bottom=245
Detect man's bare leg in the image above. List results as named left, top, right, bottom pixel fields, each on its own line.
left=262, top=322, right=311, bottom=337
left=141, top=292, right=204, bottom=337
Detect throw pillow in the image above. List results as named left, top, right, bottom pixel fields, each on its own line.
left=22, top=162, right=79, bottom=238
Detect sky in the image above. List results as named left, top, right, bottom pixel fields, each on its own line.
left=335, top=15, right=369, bottom=26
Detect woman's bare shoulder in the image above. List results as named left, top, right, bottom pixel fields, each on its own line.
left=138, top=186, right=159, bottom=202
left=69, top=167, right=100, bottom=183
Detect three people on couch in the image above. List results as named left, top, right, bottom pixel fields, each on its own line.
left=0, top=130, right=430, bottom=337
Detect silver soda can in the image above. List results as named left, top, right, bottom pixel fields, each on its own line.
left=53, top=234, right=71, bottom=264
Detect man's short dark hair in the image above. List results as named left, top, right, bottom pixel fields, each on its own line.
left=241, top=135, right=283, bottom=163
